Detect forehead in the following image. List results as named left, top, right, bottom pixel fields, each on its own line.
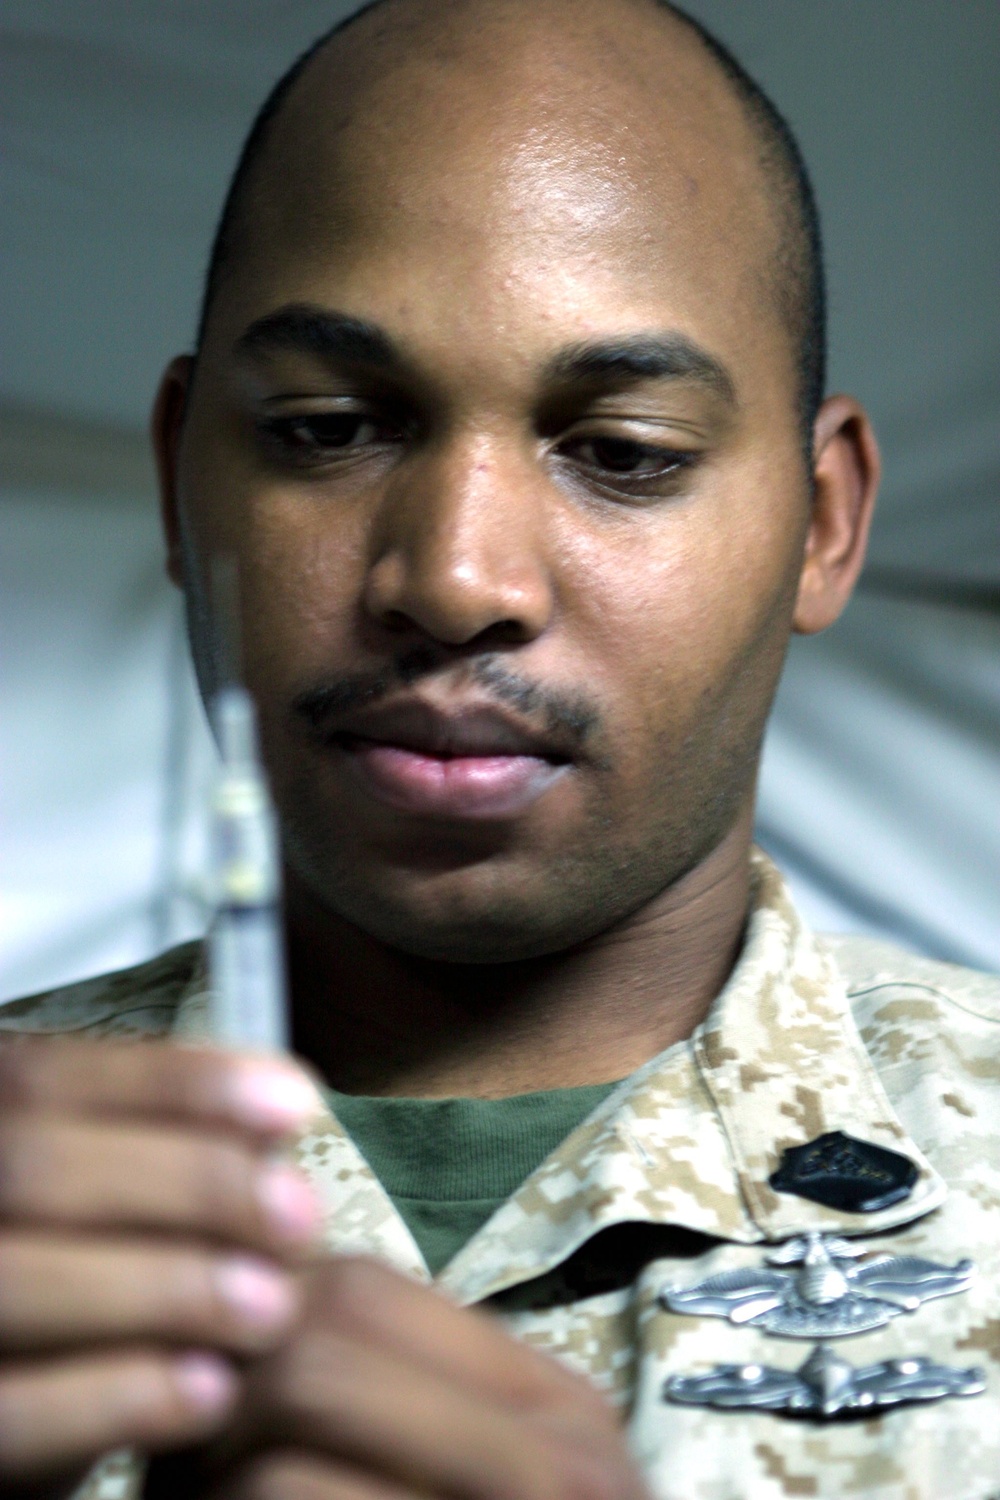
left=210, top=1, right=786, bottom=386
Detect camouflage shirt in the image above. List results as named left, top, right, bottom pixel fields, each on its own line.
left=3, top=851, right=998, bottom=1500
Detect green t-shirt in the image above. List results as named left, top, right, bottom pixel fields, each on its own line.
left=329, top=1080, right=620, bottom=1275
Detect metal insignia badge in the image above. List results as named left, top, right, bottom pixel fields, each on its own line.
left=664, top=1341, right=986, bottom=1418
left=660, top=1232, right=975, bottom=1339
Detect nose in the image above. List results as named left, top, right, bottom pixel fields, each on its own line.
left=362, top=434, right=555, bottom=647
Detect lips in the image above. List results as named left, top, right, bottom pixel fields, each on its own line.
left=310, top=700, right=573, bottom=819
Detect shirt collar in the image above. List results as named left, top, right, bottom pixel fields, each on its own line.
left=439, top=852, right=945, bottom=1301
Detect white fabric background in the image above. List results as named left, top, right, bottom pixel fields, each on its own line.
left=2, top=1, right=998, bottom=1000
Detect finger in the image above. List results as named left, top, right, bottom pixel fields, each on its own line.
left=0, top=1233, right=300, bottom=1355
left=305, top=1257, right=615, bottom=1428
left=0, top=1119, right=320, bottom=1255
left=0, top=1349, right=236, bottom=1484
left=236, top=1328, right=641, bottom=1500
left=0, top=1039, right=323, bottom=1140
left=209, top=1452, right=415, bottom=1500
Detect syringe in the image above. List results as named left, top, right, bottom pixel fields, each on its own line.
left=208, top=683, right=289, bottom=1051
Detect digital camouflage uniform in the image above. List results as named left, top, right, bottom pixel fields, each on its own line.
left=2, top=852, right=997, bottom=1500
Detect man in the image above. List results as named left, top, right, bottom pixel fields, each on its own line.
left=2, top=0, right=997, bottom=1496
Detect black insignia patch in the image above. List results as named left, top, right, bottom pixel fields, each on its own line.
left=769, top=1130, right=919, bottom=1213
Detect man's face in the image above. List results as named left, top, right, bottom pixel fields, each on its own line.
left=170, top=10, right=812, bottom=961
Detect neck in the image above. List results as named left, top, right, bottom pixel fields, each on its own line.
left=285, top=813, right=754, bottom=1099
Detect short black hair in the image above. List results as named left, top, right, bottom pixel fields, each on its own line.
left=196, top=0, right=826, bottom=440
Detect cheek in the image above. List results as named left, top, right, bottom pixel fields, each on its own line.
left=239, top=498, right=372, bottom=694
left=180, top=400, right=372, bottom=692
left=560, top=477, right=805, bottom=760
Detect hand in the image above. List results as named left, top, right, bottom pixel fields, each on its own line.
left=0, top=1038, right=323, bottom=1495
left=160, top=1256, right=651, bottom=1500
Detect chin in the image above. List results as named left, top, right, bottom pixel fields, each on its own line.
left=284, top=825, right=672, bottom=964
left=280, top=799, right=605, bottom=961
left=311, top=868, right=588, bottom=963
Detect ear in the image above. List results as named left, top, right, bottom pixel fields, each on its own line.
left=793, top=395, right=880, bottom=635
left=150, top=354, right=195, bottom=588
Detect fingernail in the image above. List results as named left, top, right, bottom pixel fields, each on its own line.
left=229, top=1065, right=323, bottom=1132
left=257, top=1162, right=321, bottom=1243
left=213, top=1255, right=296, bottom=1329
left=173, top=1352, right=237, bottom=1415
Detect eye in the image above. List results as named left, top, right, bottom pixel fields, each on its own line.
left=263, top=412, right=398, bottom=453
left=257, top=405, right=407, bottom=462
left=562, top=434, right=693, bottom=480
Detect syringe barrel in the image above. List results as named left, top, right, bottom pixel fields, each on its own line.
left=208, top=685, right=289, bottom=1051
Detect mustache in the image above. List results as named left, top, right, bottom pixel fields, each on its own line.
left=291, top=649, right=602, bottom=753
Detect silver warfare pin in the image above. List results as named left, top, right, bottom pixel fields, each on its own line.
left=660, top=1231, right=975, bottom=1340
left=664, top=1342, right=985, bottom=1419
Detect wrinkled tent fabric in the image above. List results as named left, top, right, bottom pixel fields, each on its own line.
left=2, top=0, right=998, bottom=999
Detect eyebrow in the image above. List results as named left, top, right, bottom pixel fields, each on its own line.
left=233, top=304, right=736, bottom=405
left=543, top=334, right=736, bottom=404
left=234, top=304, right=403, bottom=371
